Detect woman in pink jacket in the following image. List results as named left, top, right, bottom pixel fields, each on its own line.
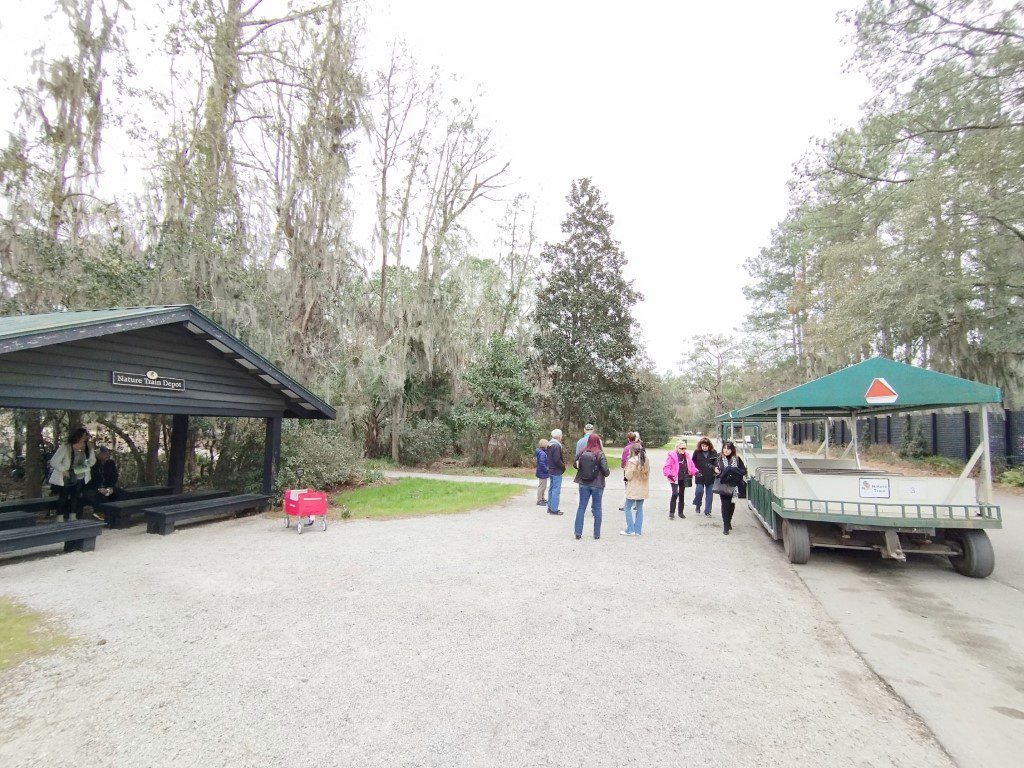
left=662, top=440, right=696, bottom=519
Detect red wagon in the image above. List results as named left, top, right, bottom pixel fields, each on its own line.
left=283, top=489, right=328, bottom=534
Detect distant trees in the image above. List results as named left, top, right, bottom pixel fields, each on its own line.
left=453, top=335, right=536, bottom=465
left=534, top=178, right=644, bottom=434
left=745, top=0, right=1024, bottom=403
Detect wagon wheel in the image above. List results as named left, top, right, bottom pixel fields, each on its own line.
left=782, top=519, right=810, bottom=565
left=948, top=529, right=994, bottom=578
left=320, top=516, right=327, bottom=532
left=296, top=520, right=303, bottom=535
left=284, top=516, right=290, bottom=528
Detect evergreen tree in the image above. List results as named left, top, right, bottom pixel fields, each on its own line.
left=534, top=178, right=643, bottom=432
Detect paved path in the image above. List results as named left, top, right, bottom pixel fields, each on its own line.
left=791, top=486, right=1024, bottom=768
left=0, top=455, right=950, bottom=767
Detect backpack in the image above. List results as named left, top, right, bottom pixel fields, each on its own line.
left=576, top=450, right=599, bottom=482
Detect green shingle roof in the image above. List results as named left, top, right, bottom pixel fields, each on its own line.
left=0, top=306, right=187, bottom=341
left=719, top=357, right=1002, bottom=421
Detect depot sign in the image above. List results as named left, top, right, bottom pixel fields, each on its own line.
left=111, top=370, right=186, bottom=393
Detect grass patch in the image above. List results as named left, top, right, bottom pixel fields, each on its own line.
left=331, top=477, right=525, bottom=520
left=0, top=597, right=69, bottom=674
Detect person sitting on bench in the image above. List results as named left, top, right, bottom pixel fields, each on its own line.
left=84, top=445, right=119, bottom=512
left=48, top=427, right=96, bottom=521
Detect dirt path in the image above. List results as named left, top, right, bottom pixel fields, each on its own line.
left=0, top=461, right=951, bottom=767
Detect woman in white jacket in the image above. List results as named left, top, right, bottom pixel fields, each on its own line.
left=48, top=427, right=96, bottom=520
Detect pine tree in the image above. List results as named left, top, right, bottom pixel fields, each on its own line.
left=534, top=178, right=643, bottom=433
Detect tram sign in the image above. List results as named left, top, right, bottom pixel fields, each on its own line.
left=865, top=378, right=898, bottom=405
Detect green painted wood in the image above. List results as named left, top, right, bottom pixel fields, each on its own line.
left=721, top=357, right=1002, bottom=420
left=0, top=305, right=334, bottom=419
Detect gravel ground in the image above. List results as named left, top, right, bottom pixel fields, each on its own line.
left=0, top=456, right=952, bottom=768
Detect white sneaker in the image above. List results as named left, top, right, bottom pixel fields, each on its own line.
left=619, top=530, right=632, bottom=536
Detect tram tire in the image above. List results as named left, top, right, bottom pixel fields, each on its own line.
left=948, top=529, right=994, bottom=578
left=783, top=519, right=810, bottom=565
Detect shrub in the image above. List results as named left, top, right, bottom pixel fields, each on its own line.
left=999, top=468, right=1024, bottom=487
left=276, top=421, right=364, bottom=497
left=398, top=418, right=453, bottom=466
left=918, top=455, right=962, bottom=474
left=899, top=422, right=929, bottom=459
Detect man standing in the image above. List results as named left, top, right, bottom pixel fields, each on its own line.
left=575, top=423, right=595, bottom=459
left=546, top=429, right=566, bottom=515
left=84, top=445, right=119, bottom=512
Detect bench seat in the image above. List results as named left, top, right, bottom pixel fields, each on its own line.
left=115, top=485, right=174, bottom=501
left=0, top=519, right=103, bottom=555
left=0, top=496, right=58, bottom=515
left=0, top=511, right=37, bottom=531
left=97, top=489, right=231, bottom=528
left=145, top=494, right=270, bottom=535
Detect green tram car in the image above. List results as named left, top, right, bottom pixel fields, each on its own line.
left=718, top=358, right=1002, bottom=578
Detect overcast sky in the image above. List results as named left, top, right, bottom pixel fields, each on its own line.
left=0, top=0, right=872, bottom=372
left=360, top=0, right=872, bottom=371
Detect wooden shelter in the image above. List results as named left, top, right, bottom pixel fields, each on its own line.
left=0, top=305, right=335, bottom=496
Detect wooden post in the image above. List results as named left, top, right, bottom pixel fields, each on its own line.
left=263, top=417, right=282, bottom=496
left=963, top=410, right=972, bottom=461
left=931, top=412, right=939, bottom=455
left=851, top=415, right=861, bottom=469
left=167, top=414, right=189, bottom=494
left=980, top=405, right=993, bottom=505
left=776, top=409, right=783, bottom=488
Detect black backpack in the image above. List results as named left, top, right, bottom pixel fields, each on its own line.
left=576, top=451, right=599, bottom=482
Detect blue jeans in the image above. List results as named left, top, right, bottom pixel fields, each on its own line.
left=693, top=480, right=713, bottom=514
left=574, top=485, right=604, bottom=538
left=624, top=498, right=644, bottom=534
left=548, top=473, right=563, bottom=512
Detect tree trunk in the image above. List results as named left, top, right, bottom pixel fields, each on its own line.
left=97, top=417, right=146, bottom=481
left=390, top=396, right=403, bottom=463
left=24, top=410, right=44, bottom=498
left=145, top=414, right=162, bottom=484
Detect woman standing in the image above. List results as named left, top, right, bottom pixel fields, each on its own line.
left=691, top=437, right=719, bottom=517
left=662, top=440, right=695, bottom=519
left=621, top=442, right=650, bottom=536
left=618, top=431, right=638, bottom=511
left=535, top=438, right=550, bottom=507
left=573, top=433, right=610, bottom=540
left=714, top=440, right=748, bottom=535
left=48, top=427, right=96, bottom=521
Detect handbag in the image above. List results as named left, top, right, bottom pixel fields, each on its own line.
left=712, top=478, right=737, bottom=496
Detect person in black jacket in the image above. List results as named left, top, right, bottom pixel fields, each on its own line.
left=714, top=441, right=747, bottom=535
left=84, top=446, right=120, bottom=511
left=691, top=437, right=719, bottom=517
left=573, top=433, right=611, bottom=539
left=545, top=429, right=567, bottom=515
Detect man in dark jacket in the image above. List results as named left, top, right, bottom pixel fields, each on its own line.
left=84, top=446, right=119, bottom=512
left=545, top=429, right=566, bottom=515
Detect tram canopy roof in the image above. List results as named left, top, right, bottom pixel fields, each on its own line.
left=0, top=305, right=335, bottom=419
left=717, top=357, right=1002, bottom=422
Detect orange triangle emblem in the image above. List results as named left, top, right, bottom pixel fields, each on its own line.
left=865, top=378, right=898, bottom=404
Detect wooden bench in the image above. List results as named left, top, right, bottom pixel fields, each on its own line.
left=0, top=520, right=103, bottom=555
left=98, top=490, right=231, bottom=529
left=145, top=494, right=269, bottom=535
left=0, top=496, right=58, bottom=516
left=115, top=485, right=174, bottom=501
left=0, top=511, right=36, bottom=531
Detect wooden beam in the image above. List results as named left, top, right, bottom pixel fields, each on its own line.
left=167, top=414, right=189, bottom=494
left=263, top=417, right=282, bottom=496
